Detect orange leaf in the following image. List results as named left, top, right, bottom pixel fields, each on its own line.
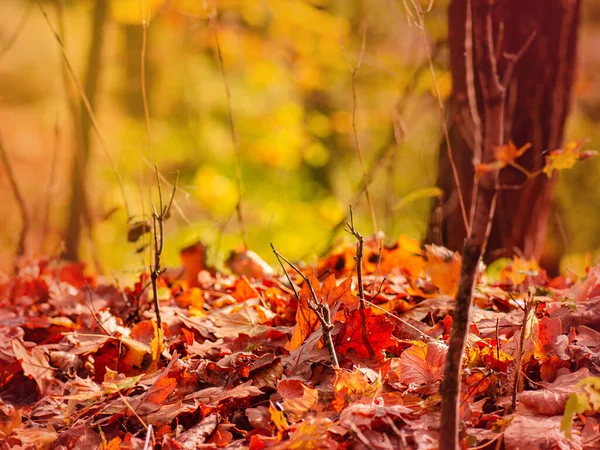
left=286, top=275, right=352, bottom=351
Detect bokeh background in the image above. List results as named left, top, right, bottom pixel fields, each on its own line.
left=1, top=0, right=599, bottom=276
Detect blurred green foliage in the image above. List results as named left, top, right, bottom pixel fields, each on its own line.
left=0, top=0, right=599, bottom=277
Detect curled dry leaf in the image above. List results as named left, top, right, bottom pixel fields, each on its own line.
left=519, top=368, right=591, bottom=415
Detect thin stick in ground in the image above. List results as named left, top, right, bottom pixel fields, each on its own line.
left=345, top=206, right=376, bottom=360
left=150, top=166, right=179, bottom=330
left=271, top=244, right=340, bottom=369
left=510, top=292, right=533, bottom=413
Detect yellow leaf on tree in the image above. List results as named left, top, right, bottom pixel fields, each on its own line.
left=543, top=140, right=588, bottom=176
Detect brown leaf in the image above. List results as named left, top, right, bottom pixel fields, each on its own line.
left=504, top=414, right=581, bottom=450
left=519, top=368, right=590, bottom=415
left=11, top=339, right=54, bottom=394
left=175, top=414, right=219, bottom=448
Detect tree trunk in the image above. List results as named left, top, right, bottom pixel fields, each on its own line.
left=63, top=0, right=108, bottom=261
left=428, top=0, right=581, bottom=273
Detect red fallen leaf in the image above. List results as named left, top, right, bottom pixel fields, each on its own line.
left=11, top=339, right=54, bottom=394
left=232, top=277, right=260, bottom=302
left=335, top=308, right=394, bottom=359
left=399, top=341, right=447, bottom=390
left=286, top=275, right=353, bottom=351
left=519, top=368, right=590, bottom=415
left=180, top=241, right=209, bottom=287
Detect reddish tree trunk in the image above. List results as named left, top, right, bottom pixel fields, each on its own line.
left=429, top=0, right=581, bottom=273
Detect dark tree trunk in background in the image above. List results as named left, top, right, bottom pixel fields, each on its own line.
left=63, top=0, right=108, bottom=261
left=428, top=0, right=581, bottom=273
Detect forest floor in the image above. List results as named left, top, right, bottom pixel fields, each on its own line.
left=0, top=236, right=599, bottom=449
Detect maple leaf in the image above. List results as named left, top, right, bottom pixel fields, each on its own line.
left=399, top=341, right=447, bottom=390
left=543, top=140, right=597, bottom=176
left=335, top=308, right=394, bottom=359
left=286, top=275, right=351, bottom=351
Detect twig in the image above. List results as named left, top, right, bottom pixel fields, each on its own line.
left=271, top=244, right=340, bottom=369
left=363, top=299, right=435, bottom=343
left=345, top=206, right=376, bottom=359
left=82, top=276, right=111, bottom=336
left=150, top=167, right=179, bottom=330
left=510, top=292, right=533, bottom=413
left=142, top=424, right=153, bottom=450
left=0, top=135, right=28, bottom=263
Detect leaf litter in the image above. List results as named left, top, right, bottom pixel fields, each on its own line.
left=0, top=236, right=599, bottom=449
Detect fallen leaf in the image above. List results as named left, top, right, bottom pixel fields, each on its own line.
left=11, top=339, right=54, bottom=394
left=519, top=368, right=590, bottom=415
left=399, top=341, right=447, bottom=390
left=335, top=308, right=393, bottom=359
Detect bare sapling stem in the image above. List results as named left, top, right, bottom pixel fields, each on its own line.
left=150, top=166, right=179, bottom=330
left=439, top=1, right=535, bottom=449
left=271, top=244, right=340, bottom=369
left=0, top=135, right=29, bottom=265
left=345, top=206, right=376, bottom=360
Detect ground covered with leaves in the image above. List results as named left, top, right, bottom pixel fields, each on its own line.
left=1, top=237, right=599, bottom=449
